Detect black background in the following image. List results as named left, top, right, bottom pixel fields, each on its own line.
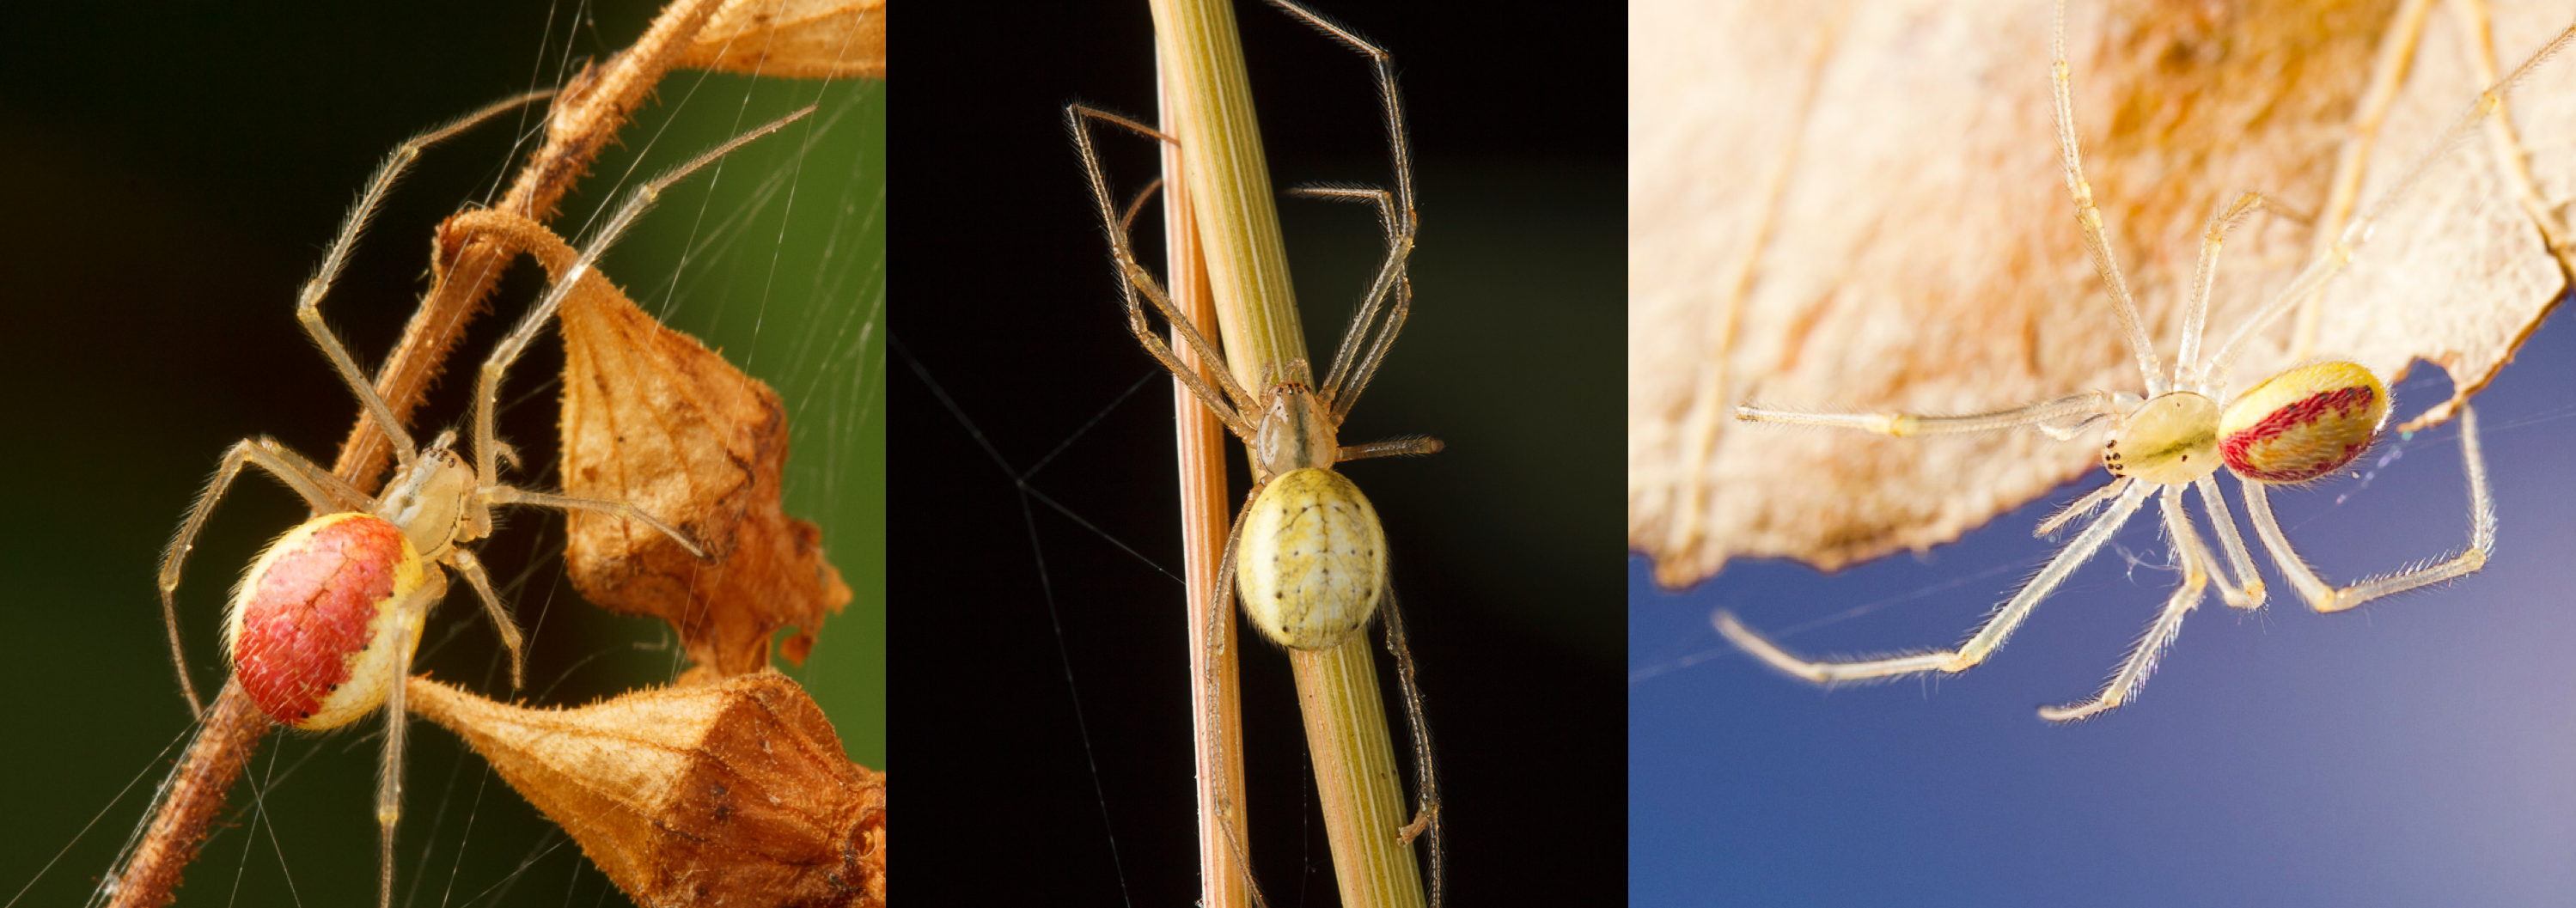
left=894, top=0, right=1623, bottom=903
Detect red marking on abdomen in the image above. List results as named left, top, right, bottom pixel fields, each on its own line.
left=2221, top=385, right=2378, bottom=483
left=233, top=516, right=404, bottom=727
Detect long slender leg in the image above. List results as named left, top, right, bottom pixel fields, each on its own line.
left=484, top=486, right=708, bottom=558
left=1267, top=0, right=1418, bottom=417
left=2036, top=477, right=2132, bottom=538
left=2193, top=475, right=2267, bottom=609
left=2050, top=0, right=2164, bottom=393
left=296, top=90, right=553, bottom=473
left=1285, top=185, right=1415, bottom=423
left=443, top=548, right=526, bottom=689
left=1065, top=103, right=1261, bottom=437
left=1377, top=588, right=1442, bottom=908
left=1334, top=277, right=1412, bottom=424
left=375, top=606, right=424, bottom=908
left=1338, top=436, right=1444, bottom=462
left=1738, top=391, right=2126, bottom=438
left=2242, top=405, right=2495, bottom=612
left=2175, top=192, right=2273, bottom=391
left=1202, top=486, right=1272, bottom=901
left=474, top=107, right=812, bottom=491
left=1715, top=480, right=2152, bottom=682
left=158, top=437, right=375, bottom=715
left=2039, top=485, right=2213, bottom=722
left=1289, top=185, right=1401, bottom=241
left=2203, top=21, right=2576, bottom=391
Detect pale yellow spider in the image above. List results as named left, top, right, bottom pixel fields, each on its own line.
left=1066, top=0, right=1447, bottom=898
left=1712, top=3, right=2571, bottom=722
left=1065, top=6, right=1440, bottom=666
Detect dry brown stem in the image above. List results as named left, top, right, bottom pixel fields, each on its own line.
left=406, top=673, right=886, bottom=907
left=327, top=0, right=732, bottom=492
left=101, top=681, right=268, bottom=908
left=1631, top=0, right=2576, bottom=586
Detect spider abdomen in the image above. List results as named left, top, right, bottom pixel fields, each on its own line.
left=2218, top=361, right=2390, bottom=484
left=225, top=512, right=434, bottom=730
left=1237, top=468, right=1389, bottom=650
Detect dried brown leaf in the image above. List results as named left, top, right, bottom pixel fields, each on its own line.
left=437, top=209, right=853, bottom=678
left=1630, top=0, right=2575, bottom=587
left=407, top=672, right=886, bottom=908
left=681, top=0, right=887, bottom=80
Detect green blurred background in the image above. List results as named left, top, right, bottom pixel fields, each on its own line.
left=0, top=4, right=882, bottom=905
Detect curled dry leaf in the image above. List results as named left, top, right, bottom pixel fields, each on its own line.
left=681, top=0, right=888, bottom=79
left=437, top=209, right=853, bottom=679
left=1630, top=0, right=2576, bottom=587
left=407, top=672, right=887, bottom=908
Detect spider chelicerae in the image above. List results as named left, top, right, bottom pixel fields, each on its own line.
left=1714, top=3, right=2573, bottom=722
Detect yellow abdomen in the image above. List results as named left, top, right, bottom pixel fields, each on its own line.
left=1236, top=468, right=1388, bottom=650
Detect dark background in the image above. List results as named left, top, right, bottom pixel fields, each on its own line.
left=893, top=0, right=1623, bottom=904
left=0, top=4, right=882, bottom=906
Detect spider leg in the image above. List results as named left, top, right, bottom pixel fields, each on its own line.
left=1202, top=484, right=1272, bottom=903
left=1338, top=436, right=1444, bottom=462
left=1716, top=479, right=2152, bottom=682
left=442, top=547, right=526, bottom=690
left=2241, top=405, right=2495, bottom=612
left=1267, top=0, right=1418, bottom=422
left=297, top=90, right=553, bottom=473
left=2201, top=21, right=2576, bottom=391
left=376, top=609, right=418, bottom=908
left=1328, top=260, right=1411, bottom=424
left=158, top=437, right=375, bottom=716
left=484, top=486, right=709, bottom=559
left=2036, top=476, right=2132, bottom=538
left=2192, top=475, right=2267, bottom=609
left=2050, top=0, right=2163, bottom=393
left=1377, top=588, right=1442, bottom=908
left=2175, top=192, right=2274, bottom=391
left=1065, top=102, right=1261, bottom=438
left=2039, top=484, right=2213, bottom=722
left=1288, top=185, right=1413, bottom=424
left=472, top=106, right=811, bottom=493
left=1737, top=391, right=2125, bottom=438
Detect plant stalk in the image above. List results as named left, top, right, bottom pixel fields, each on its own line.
left=1145, top=0, right=1425, bottom=905
left=1163, top=44, right=1254, bottom=908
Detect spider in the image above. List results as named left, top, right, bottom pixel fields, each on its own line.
left=1710, top=2, right=2573, bottom=722
left=152, top=94, right=807, bottom=905
left=1066, top=0, right=1445, bottom=899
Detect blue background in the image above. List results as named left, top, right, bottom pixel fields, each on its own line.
left=1632, top=307, right=2576, bottom=906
